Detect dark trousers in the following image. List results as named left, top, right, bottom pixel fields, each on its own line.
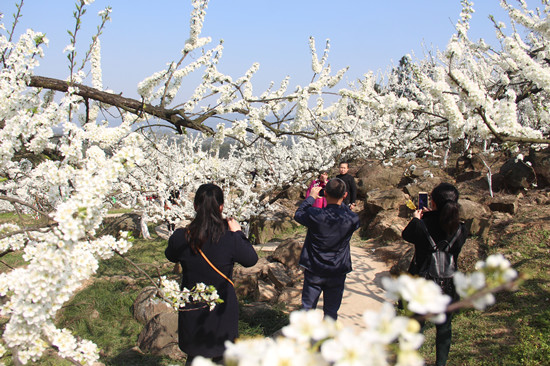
left=301, top=270, right=346, bottom=320
left=420, top=312, right=453, bottom=366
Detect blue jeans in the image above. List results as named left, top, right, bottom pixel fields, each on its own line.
left=301, top=271, right=346, bottom=320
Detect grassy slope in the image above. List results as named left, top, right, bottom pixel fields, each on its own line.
left=420, top=200, right=550, bottom=365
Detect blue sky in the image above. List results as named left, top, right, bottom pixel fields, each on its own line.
left=3, top=1, right=510, bottom=99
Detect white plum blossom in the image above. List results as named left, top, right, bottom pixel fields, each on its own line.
left=382, top=275, right=451, bottom=317
left=159, top=277, right=221, bottom=311
left=282, top=309, right=340, bottom=344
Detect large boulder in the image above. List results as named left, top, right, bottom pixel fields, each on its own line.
left=363, top=188, right=409, bottom=214
left=133, top=286, right=173, bottom=325
left=496, top=158, right=536, bottom=192
left=267, top=262, right=293, bottom=289
left=271, top=238, right=303, bottom=269
left=233, top=257, right=269, bottom=299
left=363, top=210, right=408, bottom=241
left=249, top=212, right=300, bottom=244
left=277, top=287, right=302, bottom=311
left=137, top=312, right=184, bottom=359
left=256, top=280, right=278, bottom=303
left=390, top=245, right=415, bottom=275
left=99, top=213, right=141, bottom=238
left=488, top=195, right=520, bottom=215
left=528, top=148, right=550, bottom=188
left=459, top=199, right=491, bottom=239
left=355, top=161, right=405, bottom=200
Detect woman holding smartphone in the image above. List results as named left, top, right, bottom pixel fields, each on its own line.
left=165, top=183, right=258, bottom=365
left=305, top=171, right=329, bottom=208
left=402, top=183, right=469, bottom=366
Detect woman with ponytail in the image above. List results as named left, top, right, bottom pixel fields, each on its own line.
left=402, top=182, right=468, bottom=366
left=165, top=183, right=258, bottom=364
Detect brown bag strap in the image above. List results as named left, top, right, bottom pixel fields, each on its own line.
left=198, top=248, right=234, bottom=287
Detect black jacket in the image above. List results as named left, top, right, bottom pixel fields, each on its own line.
left=402, top=211, right=468, bottom=276
left=165, top=227, right=258, bottom=358
left=295, top=196, right=360, bottom=276
left=335, top=173, right=357, bottom=205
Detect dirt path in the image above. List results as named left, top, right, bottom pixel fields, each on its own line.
left=336, top=245, right=390, bottom=329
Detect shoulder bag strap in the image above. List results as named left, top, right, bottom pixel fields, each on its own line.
left=418, top=220, right=437, bottom=251
left=198, top=248, right=235, bottom=287
left=446, top=225, right=463, bottom=252
left=420, top=220, right=463, bottom=252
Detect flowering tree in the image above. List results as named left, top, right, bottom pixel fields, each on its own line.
left=341, top=0, right=550, bottom=165
left=0, top=0, right=533, bottom=364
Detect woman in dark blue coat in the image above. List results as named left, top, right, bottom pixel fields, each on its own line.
left=402, top=183, right=468, bottom=366
left=165, top=183, right=258, bottom=364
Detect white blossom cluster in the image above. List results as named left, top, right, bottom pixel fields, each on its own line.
left=340, top=0, right=550, bottom=160
left=0, top=5, right=149, bottom=363
left=454, top=253, right=518, bottom=310
left=158, top=277, right=221, bottom=311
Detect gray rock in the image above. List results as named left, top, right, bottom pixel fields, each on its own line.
left=267, top=262, right=293, bottom=289
left=363, top=210, right=408, bottom=240
left=137, top=312, right=184, bottom=359
left=277, top=287, right=302, bottom=311
left=99, top=213, right=141, bottom=238
left=355, top=161, right=404, bottom=200
left=133, top=286, right=173, bottom=325
left=364, top=188, right=409, bottom=212
left=256, top=280, right=278, bottom=303
left=249, top=212, right=300, bottom=244
left=498, top=158, right=536, bottom=191
left=390, top=245, right=415, bottom=275
left=271, top=238, right=303, bottom=269
left=528, top=148, right=550, bottom=188
left=459, top=199, right=492, bottom=239
left=489, top=196, right=519, bottom=214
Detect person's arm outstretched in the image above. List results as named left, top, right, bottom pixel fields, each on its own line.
left=294, top=186, right=321, bottom=227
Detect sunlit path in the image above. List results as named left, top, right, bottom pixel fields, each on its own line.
left=317, top=245, right=390, bottom=330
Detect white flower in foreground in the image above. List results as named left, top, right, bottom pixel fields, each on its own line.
left=264, top=337, right=325, bottom=366
left=396, top=348, right=424, bottom=366
left=475, top=254, right=518, bottom=287
left=454, top=271, right=495, bottom=310
left=362, top=302, right=409, bottom=344
left=224, top=337, right=275, bottom=366
left=191, top=356, right=217, bottom=366
left=382, top=275, right=451, bottom=316
left=282, top=309, right=338, bottom=343
left=398, top=318, right=424, bottom=351
left=321, top=328, right=385, bottom=366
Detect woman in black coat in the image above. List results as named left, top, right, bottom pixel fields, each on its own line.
left=402, top=183, right=468, bottom=366
left=165, top=183, right=258, bottom=364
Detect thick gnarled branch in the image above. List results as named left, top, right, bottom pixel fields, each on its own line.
left=28, top=75, right=215, bottom=135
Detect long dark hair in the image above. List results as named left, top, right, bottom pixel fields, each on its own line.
left=431, top=183, right=461, bottom=235
left=187, top=183, right=225, bottom=252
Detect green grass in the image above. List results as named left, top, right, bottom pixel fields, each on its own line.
left=0, top=222, right=288, bottom=365
left=239, top=304, right=289, bottom=338
left=419, top=222, right=550, bottom=365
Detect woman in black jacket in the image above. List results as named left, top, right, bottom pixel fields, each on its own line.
left=165, top=184, right=258, bottom=365
left=402, top=183, right=468, bottom=366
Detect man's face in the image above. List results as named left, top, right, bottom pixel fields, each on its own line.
left=339, top=163, right=349, bottom=175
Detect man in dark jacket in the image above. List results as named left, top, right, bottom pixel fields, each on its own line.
left=294, top=178, right=360, bottom=319
left=336, top=161, right=357, bottom=208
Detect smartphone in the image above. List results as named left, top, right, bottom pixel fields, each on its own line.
left=418, top=192, right=428, bottom=210
left=319, top=188, right=325, bottom=197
